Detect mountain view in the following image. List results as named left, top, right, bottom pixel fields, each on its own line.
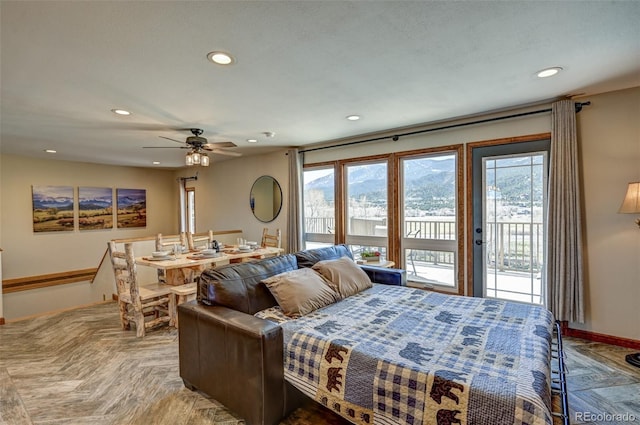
left=305, top=157, right=457, bottom=213
left=305, top=155, right=543, bottom=213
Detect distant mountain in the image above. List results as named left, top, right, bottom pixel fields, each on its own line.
left=118, top=197, right=146, bottom=208
left=79, top=199, right=112, bottom=210
left=117, top=189, right=146, bottom=208
left=305, top=173, right=336, bottom=201
left=32, top=197, right=73, bottom=211
left=304, top=157, right=457, bottom=202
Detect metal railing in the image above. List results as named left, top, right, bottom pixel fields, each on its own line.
left=305, top=217, right=543, bottom=273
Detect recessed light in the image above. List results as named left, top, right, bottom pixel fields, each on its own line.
left=207, top=51, right=234, bottom=65
left=111, top=108, right=131, bottom=116
left=247, top=139, right=258, bottom=143
left=346, top=115, right=361, bottom=121
left=152, top=161, right=161, bottom=165
left=44, top=149, right=56, bottom=153
left=536, top=67, right=563, bottom=78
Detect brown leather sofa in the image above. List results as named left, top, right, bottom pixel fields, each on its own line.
left=178, top=245, right=406, bottom=425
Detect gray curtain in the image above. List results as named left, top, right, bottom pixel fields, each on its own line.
left=287, top=148, right=303, bottom=253
left=546, top=99, right=585, bottom=323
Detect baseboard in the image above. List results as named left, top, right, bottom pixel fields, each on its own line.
left=561, top=322, right=640, bottom=350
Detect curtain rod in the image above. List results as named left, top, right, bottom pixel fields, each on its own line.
left=300, top=101, right=591, bottom=154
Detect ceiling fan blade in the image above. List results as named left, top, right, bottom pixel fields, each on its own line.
left=159, top=136, right=187, bottom=144
left=203, top=141, right=237, bottom=149
left=208, top=149, right=242, bottom=157
left=142, top=146, right=189, bottom=149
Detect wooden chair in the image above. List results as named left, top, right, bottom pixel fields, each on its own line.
left=155, top=232, right=186, bottom=252
left=261, top=228, right=281, bottom=249
left=168, top=283, right=198, bottom=328
left=108, top=241, right=171, bottom=337
left=186, top=230, right=214, bottom=252
left=155, top=232, right=186, bottom=283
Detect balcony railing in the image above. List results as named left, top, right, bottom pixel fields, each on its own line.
left=304, top=217, right=543, bottom=273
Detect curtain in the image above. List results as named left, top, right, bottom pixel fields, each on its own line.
left=287, top=148, right=303, bottom=253
left=178, top=178, right=186, bottom=233
left=546, top=99, right=585, bottom=323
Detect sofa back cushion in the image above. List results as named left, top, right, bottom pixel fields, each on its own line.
left=198, top=254, right=298, bottom=314
left=295, top=244, right=353, bottom=268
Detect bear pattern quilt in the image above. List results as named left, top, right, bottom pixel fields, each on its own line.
left=258, top=284, right=554, bottom=425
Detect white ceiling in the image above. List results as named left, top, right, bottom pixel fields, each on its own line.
left=1, top=1, right=639, bottom=169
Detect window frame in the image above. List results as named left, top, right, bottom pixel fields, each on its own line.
left=302, top=163, right=338, bottom=249
left=343, top=158, right=390, bottom=256
left=302, top=145, right=464, bottom=294
left=396, top=147, right=463, bottom=293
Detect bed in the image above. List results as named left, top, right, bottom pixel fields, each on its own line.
left=179, top=245, right=568, bottom=425
left=256, top=284, right=556, bottom=425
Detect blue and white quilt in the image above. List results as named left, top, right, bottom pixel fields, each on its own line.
left=256, top=284, right=554, bottom=425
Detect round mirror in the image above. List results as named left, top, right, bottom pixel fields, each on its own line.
left=250, top=175, right=283, bottom=223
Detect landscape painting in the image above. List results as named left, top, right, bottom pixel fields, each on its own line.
left=116, top=188, right=146, bottom=228
left=79, top=187, right=113, bottom=230
left=32, top=185, right=75, bottom=232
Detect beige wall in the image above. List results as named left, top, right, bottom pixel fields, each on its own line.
left=0, top=155, right=178, bottom=320
left=572, top=87, right=640, bottom=340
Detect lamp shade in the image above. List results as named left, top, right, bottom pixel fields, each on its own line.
left=618, top=182, right=640, bottom=214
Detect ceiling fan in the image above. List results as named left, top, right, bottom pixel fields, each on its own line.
left=143, top=128, right=241, bottom=166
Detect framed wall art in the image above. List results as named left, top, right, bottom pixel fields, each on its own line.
left=116, top=188, right=146, bottom=228
left=32, top=185, right=74, bottom=232
left=78, top=187, right=113, bottom=230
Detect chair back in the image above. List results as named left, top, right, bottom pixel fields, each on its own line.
left=107, top=240, right=171, bottom=337
left=186, top=230, right=214, bottom=251
left=156, top=232, right=186, bottom=252
left=261, top=228, right=281, bottom=249
left=108, top=241, right=142, bottom=309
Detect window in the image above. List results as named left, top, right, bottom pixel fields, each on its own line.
left=344, top=161, right=388, bottom=260
left=303, top=166, right=335, bottom=249
left=303, top=146, right=464, bottom=293
left=400, top=152, right=460, bottom=292
left=185, top=187, right=195, bottom=234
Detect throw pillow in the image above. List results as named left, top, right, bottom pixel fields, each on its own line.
left=312, top=256, right=373, bottom=299
left=262, top=268, right=339, bottom=317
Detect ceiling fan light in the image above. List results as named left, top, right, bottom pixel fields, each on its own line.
left=192, top=151, right=201, bottom=164
left=185, top=153, right=194, bottom=166
left=201, top=154, right=210, bottom=166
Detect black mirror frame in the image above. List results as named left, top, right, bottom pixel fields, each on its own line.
left=250, top=175, right=283, bottom=223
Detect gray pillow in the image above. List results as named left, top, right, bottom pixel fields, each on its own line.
left=312, top=256, right=373, bottom=299
left=262, top=268, right=339, bottom=317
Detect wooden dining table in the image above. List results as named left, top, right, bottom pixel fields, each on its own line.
left=136, top=246, right=284, bottom=286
